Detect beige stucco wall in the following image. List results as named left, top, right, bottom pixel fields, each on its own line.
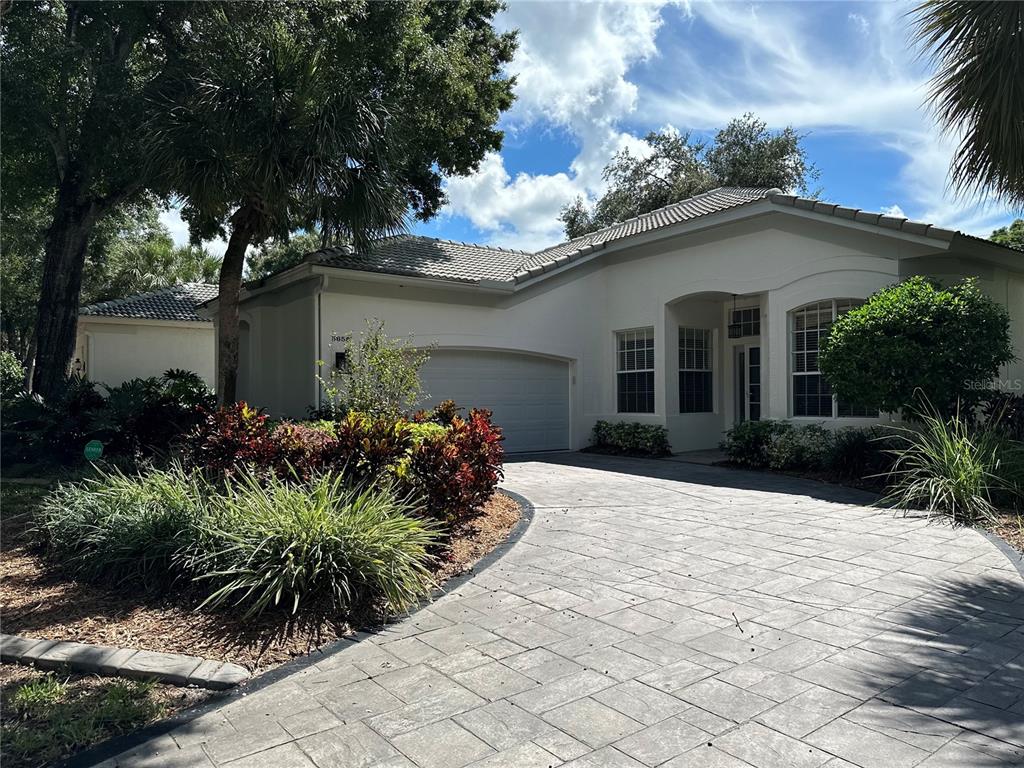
left=237, top=210, right=1024, bottom=451
left=75, top=318, right=215, bottom=389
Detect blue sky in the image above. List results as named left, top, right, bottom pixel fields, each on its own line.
left=164, top=1, right=1017, bottom=255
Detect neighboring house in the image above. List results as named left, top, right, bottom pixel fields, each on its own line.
left=206, top=187, right=1024, bottom=453
left=76, top=283, right=218, bottom=389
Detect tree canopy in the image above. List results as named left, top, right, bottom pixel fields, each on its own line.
left=912, top=2, right=1024, bottom=208
left=990, top=219, right=1024, bottom=251
left=560, top=114, right=820, bottom=240
left=245, top=232, right=325, bottom=281
left=1, top=1, right=208, bottom=398
left=1, top=198, right=219, bottom=365
left=819, top=277, right=1013, bottom=417
left=147, top=0, right=516, bottom=401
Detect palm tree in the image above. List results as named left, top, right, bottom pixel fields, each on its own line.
left=913, top=2, right=1024, bottom=208
left=147, top=9, right=408, bottom=402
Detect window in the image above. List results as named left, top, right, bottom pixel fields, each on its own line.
left=679, top=328, right=713, bottom=413
left=728, top=306, right=760, bottom=338
left=791, top=299, right=878, bottom=418
left=617, top=328, right=655, bottom=413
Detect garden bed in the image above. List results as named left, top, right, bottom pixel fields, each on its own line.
left=0, top=484, right=521, bottom=673
left=1, top=664, right=209, bottom=768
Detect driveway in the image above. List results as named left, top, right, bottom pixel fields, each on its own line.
left=95, top=455, right=1024, bottom=768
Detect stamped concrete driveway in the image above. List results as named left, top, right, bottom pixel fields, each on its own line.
left=98, top=455, right=1024, bottom=768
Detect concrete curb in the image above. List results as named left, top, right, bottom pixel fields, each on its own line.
left=61, top=488, right=536, bottom=768
left=0, top=634, right=249, bottom=691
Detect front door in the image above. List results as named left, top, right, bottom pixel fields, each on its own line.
left=733, top=344, right=761, bottom=423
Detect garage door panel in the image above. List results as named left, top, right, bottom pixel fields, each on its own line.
left=419, top=350, right=570, bottom=453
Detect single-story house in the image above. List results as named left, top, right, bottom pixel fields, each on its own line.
left=76, top=283, right=217, bottom=388
left=205, top=187, right=1024, bottom=453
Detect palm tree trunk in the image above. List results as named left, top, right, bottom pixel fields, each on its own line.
left=216, top=204, right=260, bottom=404
left=31, top=182, right=97, bottom=399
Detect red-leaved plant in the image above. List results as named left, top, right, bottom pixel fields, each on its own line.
left=405, top=408, right=504, bottom=522
left=185, top=402, right=276, bottom=475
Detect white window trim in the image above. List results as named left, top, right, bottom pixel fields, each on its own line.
left=789, top=298, right=877, bottom=419
left=678, top=327, right=713, bottom=413
left=616, top=327, right=655, bottom=414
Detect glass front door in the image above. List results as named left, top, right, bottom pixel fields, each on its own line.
left=733, top=344, right=761, bottom=423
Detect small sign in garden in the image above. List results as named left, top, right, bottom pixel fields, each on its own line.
left=84, top=440, right=103, bottom=461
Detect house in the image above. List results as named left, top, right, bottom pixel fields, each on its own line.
left=208, top=187, right=1024, bottom=453
left=76, top=283, right=218, bottom=388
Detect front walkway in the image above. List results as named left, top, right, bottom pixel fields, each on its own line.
left=97, top=455, right=1024, bottom=767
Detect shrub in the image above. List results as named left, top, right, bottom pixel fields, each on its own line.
left=332, top=411, right=414, bottom=483
left=820, top=277, right=1013, bottom=417
left=591, top=421, right=671, bottom=456
left=983, top=392, right=1024, bottom=442
left=0, top=349, right=26, bottom=402
left=184, top=402, right=276, bottom=475
left=271, top=421, right=340, bottom=480
left=414, top=399, right=461, bottom=426
left=36, top=464, right=207, bottom=590
left=182, top=471, right=439, bottom=618
left=316, top=319, right=434, bottom=420
left=405, top=409, right=505, bottom=522
left=882, top=400, right=1016, bottom=525
left=828, top=426, right=898, bottom=483
left=720, top=420, right=793, bottom=468
left=767, top=424, right=834, bottom=471
left=2, top=377, right=106, bottom=465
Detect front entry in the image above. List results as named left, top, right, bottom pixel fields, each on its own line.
left=733, top=345, right=761, bottom=423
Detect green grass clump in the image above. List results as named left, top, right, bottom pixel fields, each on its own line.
left=11, top=673, right=68, bottom=719
left=883, top=400, right=1020, bottom=525
left=183, top=471, right=440, bottom=618
left=35, top=464, right=208, bottom=590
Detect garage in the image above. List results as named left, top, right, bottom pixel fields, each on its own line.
left=418, top=349, right=571, bottom=453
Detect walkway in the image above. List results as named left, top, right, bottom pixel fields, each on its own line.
left=96, top=455, right=1024, bottom=767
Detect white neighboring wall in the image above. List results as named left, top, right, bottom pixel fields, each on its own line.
left=75, top=317, right=216, bottom=389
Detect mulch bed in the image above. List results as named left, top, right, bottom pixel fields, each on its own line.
left=1, top=489, right=521, bottom=674
left=991, top=513, right=1024, bottom=557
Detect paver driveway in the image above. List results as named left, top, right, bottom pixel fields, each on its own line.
left=97, top=455, right=1024, bottom=768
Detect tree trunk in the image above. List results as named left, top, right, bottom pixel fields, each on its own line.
left=31, top=184, right=97, bottom=400
left=216, top=204, right=260, bottom=404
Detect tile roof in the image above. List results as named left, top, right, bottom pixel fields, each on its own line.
left=292, top=187, right=1001, bottom=287
left=311, top=235, right=530, bottom=284
left=80, top=282, right=218, bottom=322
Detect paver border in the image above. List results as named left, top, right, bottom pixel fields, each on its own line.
left=977, top=527, right=1024, bottom=580
left=60, top=488, right=536, bottom=768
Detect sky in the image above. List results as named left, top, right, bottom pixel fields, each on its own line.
left=162, top=0, right=1018, bottom=257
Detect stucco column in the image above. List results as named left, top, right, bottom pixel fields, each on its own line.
left=765, top=290, right=789, bottom=420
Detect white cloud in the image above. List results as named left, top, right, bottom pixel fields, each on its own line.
left=159, top=206, right=229, bottom=257
left=444, top=1, right=679, bottom=249
left=880, top=204, right=907, bottom=218
left=642, top=1, right=1014, bottom=236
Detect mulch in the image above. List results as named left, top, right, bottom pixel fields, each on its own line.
left=0, top=492, right=521, bottom=674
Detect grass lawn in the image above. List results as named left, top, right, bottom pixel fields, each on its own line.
left=0, top=665, right=208, bottom=768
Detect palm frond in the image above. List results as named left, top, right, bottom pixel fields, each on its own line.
left=913, top=1, right=1024, bottom=208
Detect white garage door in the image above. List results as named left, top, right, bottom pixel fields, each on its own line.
left=419, top=350, right=570, bottom=453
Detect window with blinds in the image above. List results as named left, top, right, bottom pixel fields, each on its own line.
left=679, top=327, right=712, bottom=413
left=617, top=328, right=655, bottom=413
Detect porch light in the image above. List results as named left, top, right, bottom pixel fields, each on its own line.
left=727, top=295, right=743, bottom=338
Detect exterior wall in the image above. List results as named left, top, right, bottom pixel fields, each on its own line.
left=234, top=279, right=317, bottom=417
left=241, top=211, right=1024, bottom=451
left=75, top=319, right=215, bottom=388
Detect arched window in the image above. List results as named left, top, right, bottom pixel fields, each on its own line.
left=791, top=299, right=876, bottom=418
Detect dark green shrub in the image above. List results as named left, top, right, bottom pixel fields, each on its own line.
left=183, top=471, right=440, bottom=617
left=983, top=392, right=1024, bottom=442
left=591, top=421, right=671, bottom=456
left=767, top=424, right=834, bottom=471
left=0, top=350, right=26, bottom=402
left=820, top=277, right=1013, bottom=417
left=720, top=420, right=792, bottom=468
left=36, top=464, right=207, bottom=590
left=827, top=427, right=895, bottom=482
